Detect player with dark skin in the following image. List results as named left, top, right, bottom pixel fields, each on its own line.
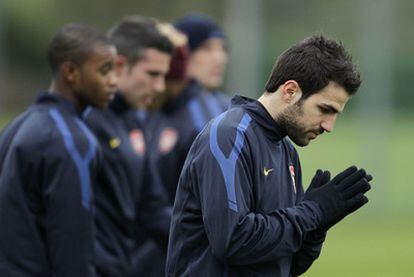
left=0, top=23, right=118, bottom=276
left=49, top=31, right=118, bottom=110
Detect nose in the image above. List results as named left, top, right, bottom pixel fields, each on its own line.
left=212, top=48, right=228, bottom=66
left=153, top=76, right=166, bottom=94
left=108, top=71, right=119, bottom=90
left=321, top=115, right=337, bottom=133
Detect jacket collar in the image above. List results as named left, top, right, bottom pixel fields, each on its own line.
left=231, top=94, right=286, bottom=141
left=109, top=92, right=130, bottom=114
left=163, top=79, right=201, bottom=113
left=36, top=92, right=82, bottom=116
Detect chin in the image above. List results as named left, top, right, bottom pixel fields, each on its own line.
left=290, top=137, right=310, bottom=147
left=295, top=141, right=309, bottom=147
left=204, top=80, right=222, bottom=90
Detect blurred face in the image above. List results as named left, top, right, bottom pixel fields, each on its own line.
left=119, top=48, right=171, bottom=108
left=187, top=38, right=228, bottom=90
left=73, top=44, right=118, bottom=108
left=277, top=82, right=350, bottom=147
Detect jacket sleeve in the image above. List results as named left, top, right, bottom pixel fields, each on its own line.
left=191, top=122, right=324, bottom=265
left=136, top=155, right=172, bottom=247
left=41, top=131, right=95, bottom=276
left=289, top=147, right=327, bottom=276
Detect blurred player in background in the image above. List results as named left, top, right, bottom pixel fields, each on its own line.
left=148, top=14, right=232, bottom=206
left=0, top=23, right=118, bottom=276
left=83, top=16, right=173, bottom=276
left=127, top=23, right=191, bottom=276
left=175, top=13, right=230, bottom=107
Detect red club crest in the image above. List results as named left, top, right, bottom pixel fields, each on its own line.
left=129, top=129, right=145, bottom=155
left=158, top=127, right=178, bottom=154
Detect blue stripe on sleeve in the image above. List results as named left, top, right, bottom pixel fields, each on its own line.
left=49, top=108, right=95, bottom=211
left=209, top=112, right=252, bottom=212
left=188, top=97, right=208, bottom=133
left=74, top=118, right=97, bottom=163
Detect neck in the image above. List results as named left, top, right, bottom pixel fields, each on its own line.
left=257, top=91, right=284, bottom=121
left=49, top=79, right=84, bottom=110
left=167, top=79, right=187, bottom=99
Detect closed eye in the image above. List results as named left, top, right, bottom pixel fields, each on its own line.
left=318, top=104, right=340, bottom=115
left=147, top=71, right=164, bottom=77
left=99, top=62, right=114, bottom=75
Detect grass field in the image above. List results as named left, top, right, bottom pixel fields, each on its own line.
left=306, top=218, right=414, bottom=276
left=1, top=112, right=413, bottom=276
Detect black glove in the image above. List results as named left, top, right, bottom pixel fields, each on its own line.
left=307, top=169, right=331, bottom=193
left=301, top=169, right=331, bottom=243
left=304, top=166, right=372, bottom=229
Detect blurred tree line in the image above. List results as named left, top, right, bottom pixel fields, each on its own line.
left=1, top=0, right=414, bottom=115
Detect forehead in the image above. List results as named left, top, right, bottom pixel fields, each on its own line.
left=86, top=43, right=117, bottom=63
left=305, top=81, right=350, bottom=112
left=196, top=38, right=226, bottom=51
left=134, top=48, right=171, bottom=68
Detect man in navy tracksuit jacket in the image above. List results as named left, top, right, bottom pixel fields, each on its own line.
left=0, top=24, right=118, bottom=276
left=174, top=14, right=230, bottom=110
left=148, top=19, right=229, bottom=203
left=166, top=35, right=372, bottom=276
left=157, top=14, right=231, bottom=201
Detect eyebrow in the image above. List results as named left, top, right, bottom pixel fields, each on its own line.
left=147, top=70, right=164, bottom=76
left=320, top=104, right=342, bottom=114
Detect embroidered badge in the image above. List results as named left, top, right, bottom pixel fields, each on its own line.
left=158, top=127, right=178, bottom=154
left=109, top=137, right=121, bottom=149
left=129, top=129, right=145, bottom=155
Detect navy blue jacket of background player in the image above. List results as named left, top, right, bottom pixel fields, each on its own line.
left=148, top=79, right=230, bottom=204
left=84, top=93, right=171, bottom=276
left=0, top=93, right=98, bottom=277
left=166, top=95, right=327, bottom=276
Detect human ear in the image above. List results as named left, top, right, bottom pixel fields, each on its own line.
left=115, top=55, right=129, bottom=75
left=61, top=61, right=80, bottom=84
left=281, top=80, right=302, bottom=103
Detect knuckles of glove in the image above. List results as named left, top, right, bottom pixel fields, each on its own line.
left=304, top=166, right=372, bottom=229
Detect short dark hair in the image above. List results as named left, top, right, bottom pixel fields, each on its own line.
left=265, top=35, right=362, bottom=98
left=107, top=15, right=173, bottom=66
left=47, top=23, right=111, bottom=75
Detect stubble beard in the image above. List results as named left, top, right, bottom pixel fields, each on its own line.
left=275, top=101, right=309, bottom=147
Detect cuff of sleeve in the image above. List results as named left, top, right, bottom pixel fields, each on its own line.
left=304, top=229, right=327, bottom=244
left=286, top=201, right=325, bottom=234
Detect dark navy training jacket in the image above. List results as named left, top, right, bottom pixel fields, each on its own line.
left=166, top=95, right=326, bottom=276
left=0, top=93, right=98, bottom=276
left=84, top=93, right=171, bottom=276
